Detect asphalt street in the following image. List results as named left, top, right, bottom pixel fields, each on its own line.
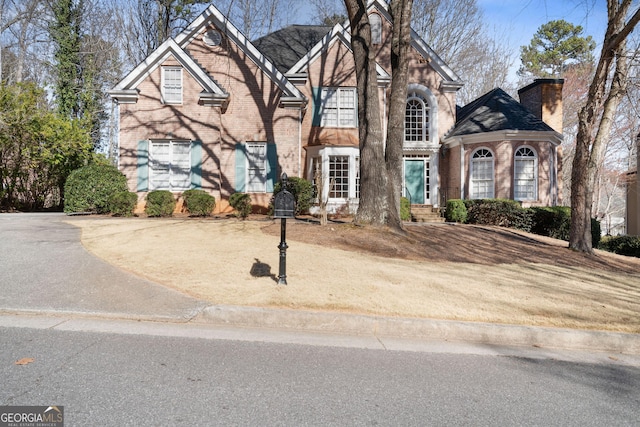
left=2, top=322, right=639, bottom=426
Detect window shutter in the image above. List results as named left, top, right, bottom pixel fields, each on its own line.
left=266, top=143, right=278, bottom=193
left=190, top=140, right=202, bottom=189
left=137, top=140, right=149, bottom=192
left=235, top=143, right=246, bottom=192
left=312, top=87, right=322, bottom=126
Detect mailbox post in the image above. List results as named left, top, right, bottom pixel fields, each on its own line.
left=273, top=173, right=296, bottom=285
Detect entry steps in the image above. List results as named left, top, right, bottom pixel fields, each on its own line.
left=410, top=205, right=445, bottom=223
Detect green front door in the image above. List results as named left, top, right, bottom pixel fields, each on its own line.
left=404, top=159, right=424, bottom=204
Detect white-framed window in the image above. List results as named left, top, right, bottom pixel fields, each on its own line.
left=150, top=140, right=191, bottom=191
left=370, top=13, right=382, bottom=44
left=329, top=155, right=349, bottom=199
left=470, top=148, right=494, bottom=199
left=514, top=146, right=538, bottom=201
left=162, top=67, right=182, bottom=104
left=404, top=88, right=434, bottom=147
left=320, top=88, right=357, bottom=127
left=246, top=142, right=267, bottom=192
left=355, top=156, right=361, bottom=199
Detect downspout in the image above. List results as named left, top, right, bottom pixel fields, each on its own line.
left=298, top=108, right=302, bottom=177
left=460, top=143, right=465, bottom=199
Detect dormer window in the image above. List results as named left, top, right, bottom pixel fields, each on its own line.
left=370, top=13, right=382, bottom=45
left=162, top=66, right=183, bottom=104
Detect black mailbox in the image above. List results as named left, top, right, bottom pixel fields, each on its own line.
left=273, top=180, right=296, bottom=218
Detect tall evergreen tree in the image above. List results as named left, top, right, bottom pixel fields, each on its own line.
left=50, top=0, right=83, bottom=118
left=519, top=19, right=596, bottom=78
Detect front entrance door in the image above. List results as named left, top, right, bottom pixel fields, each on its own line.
left=404, top=159, right=425, bottom=204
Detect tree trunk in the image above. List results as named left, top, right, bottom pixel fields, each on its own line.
left=569, top=0, right=638, bottom=253
left=345, top=0, right=390, bottom=226
left=385, top=0, right=413, bottom=232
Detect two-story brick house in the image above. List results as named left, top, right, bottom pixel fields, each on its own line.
left=109, top=0, right=562, bottom=214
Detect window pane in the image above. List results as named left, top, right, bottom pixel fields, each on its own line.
left=329, top=156, right=349, bottom=198
left=163, top=68, right=182, bottom=103
left=471, top=153, right=494, bottom=199
left=320, top=88, right=356, bottom=128
left=171, top=142, right=191, bottom=190
left=246, top=143, right=267, bottom=192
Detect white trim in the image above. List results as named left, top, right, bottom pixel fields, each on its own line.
left=111, top=39, right=225, bottom=96
left=442, top=130, right=563, bottom=148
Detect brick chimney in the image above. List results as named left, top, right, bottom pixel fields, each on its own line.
left=518, top=79, right=564, bottom=134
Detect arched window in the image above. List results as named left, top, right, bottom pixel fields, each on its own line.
left=471, top=148, right=494, bottom=199
left=370, top=14, right=382, bottom=45
left=514, top=146, right=538, bottom=201
left=405, top=92, right=429, bottom=144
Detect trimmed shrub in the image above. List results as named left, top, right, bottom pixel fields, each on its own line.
left=229, top=192, right=252, bottom=219
left=444, top=199, right=467, bottom=223
left=145, top=190, right=176, bottom=217
left=530, top=206, right=571, bottom=241
left=464, top=199, right=532, bottom=232
left=64, top=164, right=128, bottom=214
left=599, top=235, right=640, bottom=258
left=183, top=189, right=215, bottom=217
left=400, top=197, right=411, bottom=221
left=108, top=191, right=138, bottom=217
left=270, top=176, right=313, bottom=216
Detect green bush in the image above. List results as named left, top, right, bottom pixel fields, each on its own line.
left=270, top=176, right=313, bottom=216
left=145, top=190, right=176, bottom=217
left=530, top=206, right=571, bottom=241
left=108, top=191, right=138, bottom=217
left=64, top=164, right=128, bottom=214
left=464, top=199, right=532, bottom=232
left=229, top=192, right=252, bottom=219
left=400, top=197, right=411, bottom=221
left=445, top=199, right=467, bottom=223
left=599, top=235, right=640, bottom=258
left=182, top=189, right=215, bottom=217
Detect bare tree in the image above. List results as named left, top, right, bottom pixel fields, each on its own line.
left=215, top=0, right=300, bottom=39
left=411, top=0, right=512, bottom=103
left=570, top=0, right=640, bottom=253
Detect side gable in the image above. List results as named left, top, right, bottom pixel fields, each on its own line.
left=109, top=38, right=229, bottom=108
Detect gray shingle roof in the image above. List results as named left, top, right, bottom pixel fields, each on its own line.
left=448, top=88, right=555, bottom=137
left=253, top=25, right=333, bottom=73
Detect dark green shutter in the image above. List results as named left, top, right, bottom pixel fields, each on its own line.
left=190, top=140, right=202, bottom=189
left=311, top=87, right=322, bottom=126
left=137, top=140, right=149, bottom=191
left=266, top=143, right=277, bottom=193
left=235, top=143, right=246, bottom=192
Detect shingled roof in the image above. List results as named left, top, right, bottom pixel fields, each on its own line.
left=253, top=25, right=333, bottom=73
left=448, top=88, right=555, bottom=138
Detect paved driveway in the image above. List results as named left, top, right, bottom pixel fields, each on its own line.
left=0, top=213, right=207, bottom=320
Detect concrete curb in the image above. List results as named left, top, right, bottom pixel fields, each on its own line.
left=195, top=305, right=640, bottom=354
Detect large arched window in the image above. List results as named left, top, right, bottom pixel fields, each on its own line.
left=471, top=148, right=494, bottom=199
left=514, top=146, right=538, bottom=201
left=405, top=92, right=429, bottom=144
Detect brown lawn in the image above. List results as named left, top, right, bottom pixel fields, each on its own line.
left=68, top=216, right=640, bottom=334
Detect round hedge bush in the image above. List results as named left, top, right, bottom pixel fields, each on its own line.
left=64, top=164, right=128, bottom=214
left=145, top=190, right=176, bottom=217
left=229, top=192, right=252, bottom=219
left=108, top=191, right=138, bottom=217
left=183, top=189, right=215, bottom=216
